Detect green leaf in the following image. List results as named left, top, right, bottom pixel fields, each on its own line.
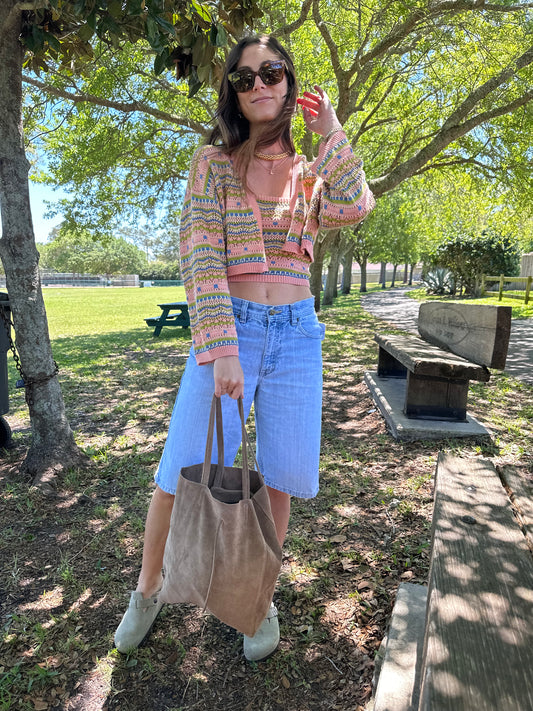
left=77, top=23, right=95, bottom=42
left=97, top=15, right=121, bottom=39
left=154, top=47, right=170, bottom=75
left=73, top=0, right=86, bottom=16
left=126, top=0, right=145, bottom=15
left=196, top=62, right=211, bottom=82
left=192, top=34, right=210, bottom=66
left=43, top=32, right=61, bottom=52
left=181, top=32, right=195, bottom=48
left=23, top=33, right=37, bottom=53
left=190, top=0, right=212, bottom=23
left=215, top=23, right=227, bottom=47
left=86, top=10, right=97, bottom=30
left=188, top=66, right=202, bottom=97
left=154, top=15, right=176, bottom=35
left=210, top=22, right=227, bottom=47
left=31, top=24, right=45, bottom=51
left=148, top=0, right=165, bottom=13
left=108, top=0, right=123, bottom=19
left=145, top=14, right=159, bottom=47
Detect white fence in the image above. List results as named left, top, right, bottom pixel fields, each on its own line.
left=0, top=272, right=139, bottom=288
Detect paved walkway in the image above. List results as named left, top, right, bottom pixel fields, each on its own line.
left=361, top=287, right=533, bottom=385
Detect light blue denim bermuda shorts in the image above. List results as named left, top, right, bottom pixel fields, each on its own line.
left=154, top=296, right=325, bottom=499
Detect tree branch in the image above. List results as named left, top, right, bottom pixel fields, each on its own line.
left=455, top=90, right=533, bottom=136
left=370, top=46, right=533, bottom=196
left=2, top=0, right=51, bottom=42
left=483, top=2, right=533, bottom=10
left=357, top=0, right=532, bottom=69
left=357, top=116, right=398, bottom=135
left=277, top=0, right=313, bottom=37
left=353, top=74, right=399, bottom=143
left=22, top=73, right=210, bottom=136
left=312, top=0, right=343, bottom=81
left=440, top=45, right=533, bottom=132
left=388, top=128, right=412, bottom=172
left=413, top=156, right=497, bottom=176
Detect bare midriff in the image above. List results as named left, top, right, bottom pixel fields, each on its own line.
left=228, top=281, right=312, bottom=305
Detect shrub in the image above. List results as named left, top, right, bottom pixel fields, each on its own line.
left=422, top=268, right=455, bottom=295
left=431, top=229, right=520, bottom=296
left=139, top=260, right=181, bottom=281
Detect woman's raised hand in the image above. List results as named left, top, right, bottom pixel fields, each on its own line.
left=296, top=85, right=342, bottom=137
left=213, top=356, right=244, bottom=400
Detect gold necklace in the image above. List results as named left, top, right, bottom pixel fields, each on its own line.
left=254, top=150, right=291, bottom=161
left=254, top=154, right=291, bottom=175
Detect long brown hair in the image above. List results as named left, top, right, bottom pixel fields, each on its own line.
left=208, top=35, right=298, bottom=183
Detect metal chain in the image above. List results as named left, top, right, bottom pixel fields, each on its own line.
left=0, top=304, right=26, bottom=383
left=0, top=303, right=59, bottom=408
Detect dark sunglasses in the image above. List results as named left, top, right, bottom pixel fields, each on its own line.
left=228, top=60, right=286, bottom=93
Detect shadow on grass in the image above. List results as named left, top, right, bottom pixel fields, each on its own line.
left=52, top=327, right=191, bottom=445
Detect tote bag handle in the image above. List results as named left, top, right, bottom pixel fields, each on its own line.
left=200, top=395, right=254, bottom=500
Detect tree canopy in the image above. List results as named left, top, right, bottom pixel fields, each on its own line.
left=20, top=0, right=262, bottom=93
left=38, top=227, right=148, bottom=275
left=25, top=0, right=533, bottom=245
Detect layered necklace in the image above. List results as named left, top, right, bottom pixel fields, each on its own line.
left=254, top=150, right=292, bottom=175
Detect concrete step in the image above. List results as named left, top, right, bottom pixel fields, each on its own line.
left=368, top=582, right=428, bottom=711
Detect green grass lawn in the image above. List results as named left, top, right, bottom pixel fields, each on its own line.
left=6, top=286, right=189, bottom=428
left=407, top=286, right=533, bottom=319
left=43, top=286, right=187, bottom=337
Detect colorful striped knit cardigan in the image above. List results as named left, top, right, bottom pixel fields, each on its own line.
left=179, top=130, right=375, bottom=364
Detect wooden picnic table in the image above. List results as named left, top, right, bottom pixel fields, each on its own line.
left=144, top=301, right=190, bottom=336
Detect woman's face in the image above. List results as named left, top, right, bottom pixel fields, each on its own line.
left=234, top=43, right=289, bottom=128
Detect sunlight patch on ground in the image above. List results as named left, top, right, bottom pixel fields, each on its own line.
left=19, top=586, right=64, bottom=613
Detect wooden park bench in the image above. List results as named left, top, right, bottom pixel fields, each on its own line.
left=371, top=302, right=511, bottom=422
left=144, top=301, right=190, bottom=336
left=368, top=452, right=533, bottom=711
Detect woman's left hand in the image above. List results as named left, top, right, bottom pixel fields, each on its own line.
left=296, top=85, right=342, bottom=137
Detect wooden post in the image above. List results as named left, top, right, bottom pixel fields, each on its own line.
left=481, top=274, right=485, bottom=295
left=498, top=274, right=504, bottom=301
left=525, top=275, right=532, bottom=305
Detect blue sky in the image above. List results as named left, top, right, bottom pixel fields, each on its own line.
left=28, top=180, right=65, bottom=243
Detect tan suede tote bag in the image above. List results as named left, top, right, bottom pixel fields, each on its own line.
left=159, top=395, right=282, bottom=637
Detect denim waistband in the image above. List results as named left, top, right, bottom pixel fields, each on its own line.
left=231, top=295, right=316, bottom=325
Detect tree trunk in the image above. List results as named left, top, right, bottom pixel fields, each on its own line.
left=341, top=243, right=355, bottom=294
left=408, top=263, right=415, bottom=285
left=309, top=232, right=333, bottom=312
left=380, top=262, right=387, bottom=288
left=391, top=264, right=399, bottom=287
left=323, top=230, right=342, bottom=306
left=403, top=263, right=409, bottom=283
left=0, top=4, right=86, bottom=490
left=358, top=258, right=369, bottom=293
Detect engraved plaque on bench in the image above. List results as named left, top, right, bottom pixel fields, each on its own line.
left=417, top=302, right=511, bottom=370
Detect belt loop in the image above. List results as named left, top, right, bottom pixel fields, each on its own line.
left=290, top=303, right=298, bottom=325
left=239, top=299, right=248, bottom=323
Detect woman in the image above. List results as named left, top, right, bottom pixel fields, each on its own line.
left=115, top=34, right=375, bottom=661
